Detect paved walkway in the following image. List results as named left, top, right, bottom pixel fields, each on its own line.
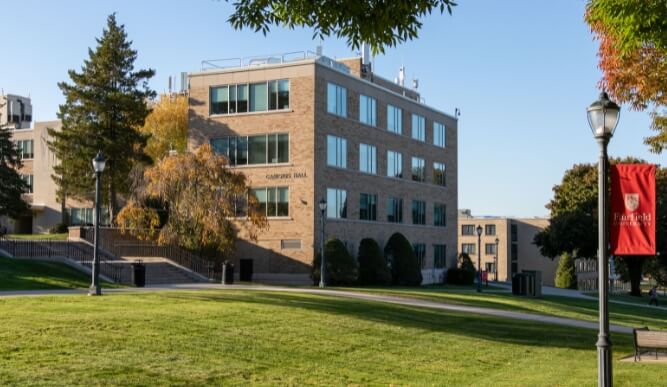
left=0, top=284, right=637, bottom=334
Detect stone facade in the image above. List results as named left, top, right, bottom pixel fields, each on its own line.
left=458, top=211, right=559, bottom=286
left=188, top=55, right=458, bottom=284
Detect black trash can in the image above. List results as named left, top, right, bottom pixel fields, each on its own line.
left=131, top=261, right=146, bottom=287
left=222, top=261, right=235, bottom=285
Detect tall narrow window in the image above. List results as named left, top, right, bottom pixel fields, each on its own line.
left=413, top=244, right=426, bottom=269
left=269, top=80, right=278, bottom=110
left=248, top=135, right=267, bottom=164
left=387, top=196, right=403, bottom=223
left=359, top=95, right=377, bottom=126
left=237, top=84, right=248, bottom=112
left=433, top=162, right=446, bottom=186
left=327, top=188, right=347, bottom=219
left=327, top=135, right=347, bottom=168
left=387, top=104, right=402, bottom=134
left=387, top=150, right=403, bottom=178
left=434, top=121, right=446, bottom=147
left=327, top=82, right=347, bottom=117
left=412, top=157, right=425, bottom=182
left=359, top=193, right=377, bottom=221
left=236, top=137, right=248, bottom=165
left=17, top=140, right=34, bottom=160
left=412, top=114, right=425, bottom=141
left=434, top=244, right=447, bottom=268
left=434, top=203, right=446, bottom=227
left=278, top=80, right=290, bottom=110
left=20, top=174, right=33, bottom=194
left=359, top=143, right=377, bottom=174
left=412, top=200, right=426, bottom=225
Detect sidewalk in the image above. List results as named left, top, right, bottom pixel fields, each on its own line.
left=0, top=284, right=635, bottom=334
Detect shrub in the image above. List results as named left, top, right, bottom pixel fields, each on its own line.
left=49, top=223, right=69, bottom=234
left=384, top=233, right=422, bottom=286
left=555, top=252, right=577, bottom=289
left=447, top=253, right=475, bottom=285
left=312, top=238, right=358, bottom=285
left=357, top=238, right=391, bottom=285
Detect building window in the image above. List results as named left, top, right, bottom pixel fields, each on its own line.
left=359, top=193, right=377, bottom=221
left=359, top=143, right=377, bottom=174
left=210, top=80, right=288, bottom=115
left=16, top=140, right=34, bottom=160
left=327, top=188, right=347, bottom=219
left=412, top=200, right=426, bottom=225
left=511, top=224, right=518, bottom=242
left=412, top=114, right=425, bottom=142
left=434, top=203, right=446, bottom=227
left=387, top=196, right=403, bottom=223
left=485, top=243, right=497, bottom=255
left=434, top=244, right=447, bottom=268
left=250, top=187, right=289, bottom=217
left=327, top=135, right=347, bottom=169
left=68, top=207, right=110, bottom=226
left=433, top=121, right=446, bottom=148
left=411, top=157, right=425, bottom=182
left=387, top=150, right=403, bottom=178
left=387, top=104, right=402, bottom=134
left=485, top=224, right=496, bottom=236
left=414, top=243, right=426, bottom=269
left=211, top=133, right=289, bottom=165
left=462, top=243, right=476, bottom=255
left=433, top=162, right=446, bottom=186
left=20, top=174, right=33, bottom=194
left=327, top=82, right=347, bottom=117
left=461, top=225, right=475, bottom=235
left=359, top=95, right=377, bottom=126
left=511, top=244, right=518, bottom=261
left=511, top=262, right=518, bottom=274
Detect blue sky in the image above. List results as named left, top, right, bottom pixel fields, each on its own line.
left=1, top=0, right=662, bottom=217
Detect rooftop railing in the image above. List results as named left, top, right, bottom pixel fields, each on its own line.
left=200, top=50, right=349, bottom=74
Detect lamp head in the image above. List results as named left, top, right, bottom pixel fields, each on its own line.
left=587, top=91, right=620, bottom=139
left=476, top=225, right=483, bottom=236
left=92, top=151, right=106, bottom=173
left=318, top=198, right=327, bottom=212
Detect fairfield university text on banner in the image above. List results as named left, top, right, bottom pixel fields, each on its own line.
left=610, top=164, right=656, bottom=255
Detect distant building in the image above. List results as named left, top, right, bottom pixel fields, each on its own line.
left=1, top=94, right=95, bottom=233
left=574, top=257, right=629, bottom=292
left=188, top=50, right=458, bottom=284
left=458, top=210, right=559, bottom=286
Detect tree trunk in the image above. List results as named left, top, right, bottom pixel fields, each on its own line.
left=622, top=256, right=646, bottom=297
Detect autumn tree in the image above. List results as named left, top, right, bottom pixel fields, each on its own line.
left=586, top=0, right=667, bottom=152
left=535, top=158, right=667, bottom=296
left=228, top=0, right=457, bottom=53
left=0, top=102, right=29, bottom=219
left=140, top=94, right=188, bottom=162
left=48, top=14, right=155, bottom=223
left=117, top=144, right=267, bottom=260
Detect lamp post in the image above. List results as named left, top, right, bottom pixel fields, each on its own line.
left=476, top=225, right=483, bottom=293
left=587, top=91, right=620, bottom=387
left=89, top=151, right=106, bottom=296
left=319, top=198, right=327, bottom=288
left=495, top=237, right=500, bottom=282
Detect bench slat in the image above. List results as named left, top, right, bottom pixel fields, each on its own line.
left=635, top=331, right=667, bottom=348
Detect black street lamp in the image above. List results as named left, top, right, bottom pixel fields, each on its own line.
left=319, top=198, right=327, bottom=288
left=495, top=237, right=500, bottom=282
left=587, top=91, right=620, bottom=387
left=476, top=225, right=483, bottom=293
left=89, top=151, right=106, bottom=296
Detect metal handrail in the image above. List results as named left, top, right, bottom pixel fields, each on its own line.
left=201, top=50, right=319, bottom=71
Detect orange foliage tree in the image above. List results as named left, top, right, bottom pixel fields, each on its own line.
left=586, top=0, right=667, bottom=153
left=117, top=144, right=267, bottom=259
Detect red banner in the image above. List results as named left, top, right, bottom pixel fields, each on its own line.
left=610, top=164, right=656, bottom=255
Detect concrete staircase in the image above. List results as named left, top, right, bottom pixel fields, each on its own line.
left=121, top=257, right=208, bottom=285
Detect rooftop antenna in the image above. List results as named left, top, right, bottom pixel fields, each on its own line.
left=316, top=39, right=323, bottom=56
left=398, top=65, right=405, bottom=87
left=412, top=76, right=419, bottom=90
left=168, top=76, right=173, bottom=94
left=455, top=108, right=461, bottom=117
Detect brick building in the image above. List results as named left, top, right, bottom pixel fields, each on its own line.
left=188, top=51, right=458, bottom=284
left=457, top=210, right=559, bottom=286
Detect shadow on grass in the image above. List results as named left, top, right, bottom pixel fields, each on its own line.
left=164, top=290, right=636, bottom=352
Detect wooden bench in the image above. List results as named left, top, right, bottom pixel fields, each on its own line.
left=633, top=328, right=667, bottom=361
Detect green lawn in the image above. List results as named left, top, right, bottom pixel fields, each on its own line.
left=5, top=233, right=68, bottom=241
left=335, top=285, right=667, bottom=330
left=0, top=290, right=662, bottom=386
left=0, top=256, right=117, bottom=290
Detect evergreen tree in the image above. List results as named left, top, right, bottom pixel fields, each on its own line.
left=384, top=232, right=422, bottom=286
left=48, top=14, right=155, bottom=222
left=0, top=104, right=29, bottom=219
left=555, top=252, right=577, bottom=290
left=357, top=238, right=391, bottom=285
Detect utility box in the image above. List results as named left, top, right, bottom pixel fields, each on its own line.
left=131, top=261, right=146, bottom=287
left=512, top=270, right=542, bottom=297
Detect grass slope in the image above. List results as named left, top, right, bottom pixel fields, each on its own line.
left=0, top=256, right=114, bottom=291
left=0, top=290, right=663, bottom=386
left=337, top=285, right=667, bottom=330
